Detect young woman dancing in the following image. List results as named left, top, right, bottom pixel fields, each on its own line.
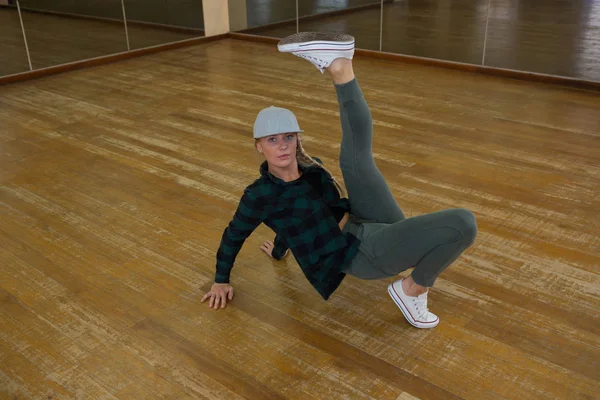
left=202, top=33, right=477, bottom=329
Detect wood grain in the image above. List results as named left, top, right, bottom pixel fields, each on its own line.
left=1, top=38, right=599, bottom=399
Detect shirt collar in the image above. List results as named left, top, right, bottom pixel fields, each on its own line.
left=259, top=160, right=321, bottom=185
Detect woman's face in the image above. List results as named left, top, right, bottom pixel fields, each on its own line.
left=256, top=132, right=298, bottom=169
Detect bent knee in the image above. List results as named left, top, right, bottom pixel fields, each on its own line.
left=451, top=208, right=477, bottom=247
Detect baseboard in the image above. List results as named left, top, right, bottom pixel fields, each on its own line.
left=0, top=34, right=225, bottom=86
left=229, top=33, right=280, bottom=45
left=4, top=5, right=204, bottom=35
left=229, top=33, right=600, bottom=91
left=355, top=48, right=600, bottom=91
left=2, top=29, right=598, bottom=92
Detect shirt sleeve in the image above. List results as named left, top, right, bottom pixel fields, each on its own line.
left=215, top=188, right=264, bottom=283
left=271, top=233, right=289, bottom=260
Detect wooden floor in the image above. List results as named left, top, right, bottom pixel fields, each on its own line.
left=249, top=0, right=600, bottom=82
left=0, top=7, right=201, bottom=76
left=1, top=38, right=599, bottom=399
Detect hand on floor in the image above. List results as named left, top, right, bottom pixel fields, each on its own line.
left=201, top=283, right=234, bottom=309
left=260, top=240, right=289, bottom=259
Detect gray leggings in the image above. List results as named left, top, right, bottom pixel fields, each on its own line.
left=336, top=78, right=477, bottom=287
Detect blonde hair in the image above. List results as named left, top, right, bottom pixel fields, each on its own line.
left=255, top=134, right=346, bottom=197
left=296, top=136, right=346, bottom=197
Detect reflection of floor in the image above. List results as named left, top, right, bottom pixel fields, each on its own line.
left=3, top=1, right=599, bottom=81
left=246, top=0, right=378, bottom=27
left=2, top=37, right=599, bottom=400
left=19, top=0, right=204, bottom=28
left=246, top=0, right=600, bottom=81
left=0, top=8, right=30, bottom=76
left=0, top=8, right=201, bottom=75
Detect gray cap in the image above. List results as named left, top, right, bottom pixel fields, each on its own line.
left=253, top=106, right=303, bottom=139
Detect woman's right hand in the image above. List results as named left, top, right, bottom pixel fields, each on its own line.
left=201, top=283, right=234, bottom=309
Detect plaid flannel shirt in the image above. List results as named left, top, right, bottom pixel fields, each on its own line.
left=215, top=159, right=361, bottom=300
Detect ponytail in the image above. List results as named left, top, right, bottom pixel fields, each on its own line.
left=296, top=136, right=346, bottom=197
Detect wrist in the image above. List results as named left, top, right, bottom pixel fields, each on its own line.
left=214, top=274, right=230, bottom=284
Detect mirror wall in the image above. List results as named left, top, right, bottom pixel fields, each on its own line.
left=0, top=2, right=31, bottom=76
left=231, top=0, right=600, bottom=82
left=381, top=0, right=487, bottom=65
left=483, top=0, right=600, bottom=82
left=299, top=1, right=381, bottom=51
left=240, top=0, right=298, bottom=38
left=3, top=1, right=598, bottom=82
left=19, top=0, right=128, bottom=70
left=123, top=0, right=204, bottom=49
left=0, top=0, right=204, bottom=78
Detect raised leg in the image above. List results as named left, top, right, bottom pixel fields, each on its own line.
left=328, top=59, right=405, bottom=224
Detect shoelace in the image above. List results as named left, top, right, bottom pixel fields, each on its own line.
left=295, top=53, right=327, bottom=70
left=412, top=294, right=430, bottom=319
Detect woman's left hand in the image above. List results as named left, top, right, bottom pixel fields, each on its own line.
left=260, top=241, right=289, bottom=259
left=260, top=240, right=276, bottom=258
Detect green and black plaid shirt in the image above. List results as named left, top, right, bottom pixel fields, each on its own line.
left=215, top=159, right=361, bottom=300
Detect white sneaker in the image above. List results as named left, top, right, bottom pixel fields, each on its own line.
left=388, top=279, right=439, bottom=329
left=277, top=32, right=355, bottom=73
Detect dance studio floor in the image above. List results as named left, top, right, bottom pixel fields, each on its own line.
left=1, top=38, right=599, bottom=399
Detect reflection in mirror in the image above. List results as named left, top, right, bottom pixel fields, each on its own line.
left=123, top=0, right=205, bottom=50
left=0, top=1, right=31, bottom=76
left=228, top=0, right=249, bottom=32
left=484, top=0, right=600, bottom=82
left=18, top=0, right=128, bottom=70
left=298, top=0, right=382, bottom=50
left=234, top=0, right=298, bottom=39
left=382, top=0, right=487, bottom=65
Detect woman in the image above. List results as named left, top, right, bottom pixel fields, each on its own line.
left=201, top=33, right=477, bottom=329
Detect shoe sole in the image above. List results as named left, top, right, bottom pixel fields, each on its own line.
left=388, top=283, right=439, bottom=329
left=278, top=32, right=355, bottom=53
